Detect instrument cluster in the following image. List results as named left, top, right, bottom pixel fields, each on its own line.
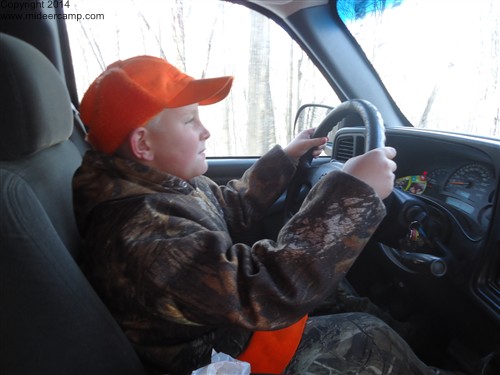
left=395, top=162, right=496, bottom=227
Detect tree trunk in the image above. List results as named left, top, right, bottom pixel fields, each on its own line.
left=247, top=11, right=275, bottom=155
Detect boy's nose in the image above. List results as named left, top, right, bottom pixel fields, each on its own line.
left=201, top=124, right=210, bottom=139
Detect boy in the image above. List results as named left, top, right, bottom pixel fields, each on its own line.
left=73, top=56, right=436, bottom=374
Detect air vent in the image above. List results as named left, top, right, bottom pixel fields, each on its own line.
left=333, top=135, right=364, bottom=163
left=334, top=136, right=355, bottom=162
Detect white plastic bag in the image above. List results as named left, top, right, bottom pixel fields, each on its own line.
left=191, top=350, right=251, bottom=375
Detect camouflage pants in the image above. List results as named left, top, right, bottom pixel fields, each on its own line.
left=286, top=313, right=435, bottom=375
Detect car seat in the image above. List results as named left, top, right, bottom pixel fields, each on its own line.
left=0, top=33, right=146, bottom=374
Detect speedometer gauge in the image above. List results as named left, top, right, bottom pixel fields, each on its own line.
left=426, top=168, right=448, bottom=194
left=444, top=163, right=495, bottom=203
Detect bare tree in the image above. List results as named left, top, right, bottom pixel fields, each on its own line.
left=74, top=3, right=106, bottom=71
left=170, top=0, right=186, bottom=71
left=132, top=0, right=167, bottom=59
left=247, top=11, right=275, bottom=155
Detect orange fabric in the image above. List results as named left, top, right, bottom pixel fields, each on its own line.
left=80, top=55, right=233, bottom=154
left=237, top=315, right=308, bottom=374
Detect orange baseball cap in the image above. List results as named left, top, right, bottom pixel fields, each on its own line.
left=80, top=55, right=233, bottom=154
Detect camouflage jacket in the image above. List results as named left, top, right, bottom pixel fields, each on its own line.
left=72, top=146, right=386, bottom=374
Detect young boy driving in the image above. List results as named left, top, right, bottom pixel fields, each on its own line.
left=73, top=55, right=442, bottom=375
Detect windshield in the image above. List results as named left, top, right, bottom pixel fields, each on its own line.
left=337, top=0, right=500, bottom=139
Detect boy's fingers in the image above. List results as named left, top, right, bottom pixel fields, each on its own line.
left=310, top=136, right=327, bottom=147
left=389, top=159, right=397, bottom=172
left=383, top=146, right=397, bottom=159
left=299, top=128, right=315, bottom=138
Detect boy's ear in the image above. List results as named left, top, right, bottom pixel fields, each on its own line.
left=128, top=127, right=154, bottom=161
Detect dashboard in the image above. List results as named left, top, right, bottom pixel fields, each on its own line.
left=383, top=128, right=499, bottom=234
left=395, top=161, right=495, bottom=228
left=329, top=122, right=499, bottom=361
left=333, top=127, right=499, bottom=242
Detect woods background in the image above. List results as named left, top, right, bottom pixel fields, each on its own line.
left=68, top=0, right=499, bottom=156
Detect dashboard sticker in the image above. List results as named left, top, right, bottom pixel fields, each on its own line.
left=395, top=175, right=427, bottom=195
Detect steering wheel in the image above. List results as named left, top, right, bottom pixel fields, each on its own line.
left=285, top=99, right=386, bottom=218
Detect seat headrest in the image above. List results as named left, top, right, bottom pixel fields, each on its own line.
left=0, top=33, right=73, bottom=160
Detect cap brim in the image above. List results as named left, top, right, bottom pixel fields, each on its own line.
left=166, top=76, right=233, bottom=108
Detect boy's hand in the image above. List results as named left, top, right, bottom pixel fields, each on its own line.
left=284, top=128, right=328, bottom=162
left=342, top=147, right=397, bottom=200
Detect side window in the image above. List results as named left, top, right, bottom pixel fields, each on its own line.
left=67, top=0, right=338, bottom=156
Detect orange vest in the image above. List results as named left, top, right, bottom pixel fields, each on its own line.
left=237, top=315, right=308, bottom=374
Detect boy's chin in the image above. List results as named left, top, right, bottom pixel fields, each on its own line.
left=199, top=163, right=209, bottom=176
